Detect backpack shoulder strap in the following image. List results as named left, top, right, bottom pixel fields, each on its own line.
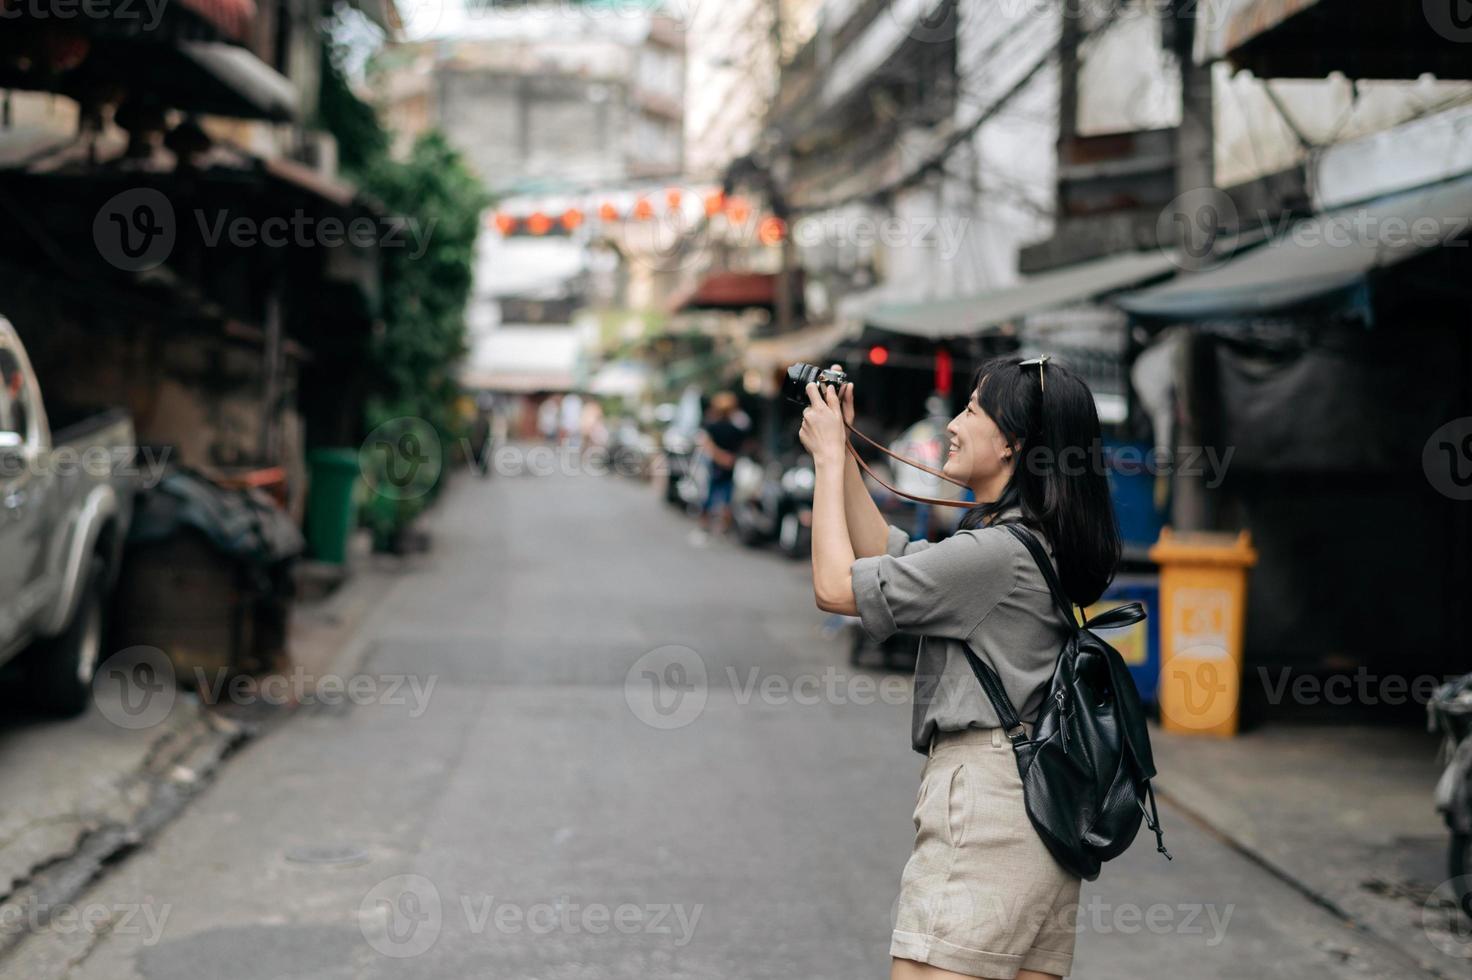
left=959, top=646, right=1029, bottom=743
left=1002, top=523, right=1079, bottom=628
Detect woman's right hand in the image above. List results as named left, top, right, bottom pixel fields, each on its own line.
left=831, top=364, right=855, bottom=426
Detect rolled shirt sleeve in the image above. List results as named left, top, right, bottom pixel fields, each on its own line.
left=884, top=524, right=933, bottom=557
left=851, top=527, right=1017, bottom=643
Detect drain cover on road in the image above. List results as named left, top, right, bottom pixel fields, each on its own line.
left=284, top=844, right=369, bottom=866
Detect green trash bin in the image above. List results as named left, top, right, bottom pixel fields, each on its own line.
left=305, top=448, right=361, bottom=564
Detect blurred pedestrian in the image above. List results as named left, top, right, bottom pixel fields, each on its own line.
left=537, top=395, right=561, bottom=444
left=580, top=398, right=607, bottom=449
left=691, top=391, right=746, bottom=543
left=560, top=391, right=584, bottom=448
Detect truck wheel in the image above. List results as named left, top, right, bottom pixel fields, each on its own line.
left=31, top=565, right=106, bottom=717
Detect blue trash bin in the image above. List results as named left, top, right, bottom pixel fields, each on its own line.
left=1088, top=572, right=1160, bottom=703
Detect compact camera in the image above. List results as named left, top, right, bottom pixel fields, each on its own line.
left=784, top=363, right=848, bottom=405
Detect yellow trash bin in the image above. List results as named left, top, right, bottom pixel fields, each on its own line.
left=1148, top=528, right=1258, bottom=737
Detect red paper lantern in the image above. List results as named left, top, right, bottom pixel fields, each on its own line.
left=725, top=196, right=752, bottom=224
left=935, top=348, right=953, bottom=394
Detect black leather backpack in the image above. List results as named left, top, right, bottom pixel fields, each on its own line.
left=961, top=523, right=1171, bottom=881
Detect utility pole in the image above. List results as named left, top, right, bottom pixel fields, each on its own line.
left=1168, top=0, right=1215, bottom=533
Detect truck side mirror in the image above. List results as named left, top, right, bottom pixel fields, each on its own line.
left=0, top=431, right=23, bottom=481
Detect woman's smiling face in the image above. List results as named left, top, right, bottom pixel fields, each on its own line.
left=943, top=382, right=1015, bottom=492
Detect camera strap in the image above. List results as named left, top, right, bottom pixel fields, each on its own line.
left=843, top=422, right=974, bottom=509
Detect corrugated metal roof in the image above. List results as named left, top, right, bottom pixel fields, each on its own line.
left=1115, top=173, right=1472, bottom=320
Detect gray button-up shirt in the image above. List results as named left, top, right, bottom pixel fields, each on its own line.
left=850, top=508, right=1070, bottom=754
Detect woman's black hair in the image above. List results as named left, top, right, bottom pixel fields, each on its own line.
left=958, top=355, right=1121, bottom=606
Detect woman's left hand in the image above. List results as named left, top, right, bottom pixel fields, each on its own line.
left=798, top=382, right=848, bottom=468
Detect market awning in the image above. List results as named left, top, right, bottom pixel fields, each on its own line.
left=668, top=271, right=798, bottom=314
left=176, top=42, right=299, bottom=121
left=0, top=37, right=297, bottom=121
left=1194, top=0, right=1472, bottom=79
left=865, top=251, right=1178, bottom=339
left=1115, top=174, right=1472, bottom=321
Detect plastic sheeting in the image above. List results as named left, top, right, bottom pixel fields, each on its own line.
left=1208, top=332, right=1463, bottom=472
left=129, top=468, right=304, bottom=565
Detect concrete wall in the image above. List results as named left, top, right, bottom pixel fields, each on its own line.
left=684, top=0, right=778, bottom=179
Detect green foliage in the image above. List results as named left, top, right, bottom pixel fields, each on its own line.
left=317, top=34, right=387, bottom=174
left=318, top=25, right=488, bottom=545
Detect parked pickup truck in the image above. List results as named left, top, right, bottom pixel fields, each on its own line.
left=0, top=317, right=136, bottom=716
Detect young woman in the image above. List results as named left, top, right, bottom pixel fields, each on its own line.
left=798, top=356, right=1120, bottom=980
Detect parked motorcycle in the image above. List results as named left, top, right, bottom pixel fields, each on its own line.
left=730, top=451, right=814, bottom=558
left=657, top=386, right=704, bottom=507
left=1430, top=674, right=1472, bottom=917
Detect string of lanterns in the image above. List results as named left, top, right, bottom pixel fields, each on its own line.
left=489, top=187, right=788, bottom=244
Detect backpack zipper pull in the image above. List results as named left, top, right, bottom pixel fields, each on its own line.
left=1055, top=690, right=1070, bottom=753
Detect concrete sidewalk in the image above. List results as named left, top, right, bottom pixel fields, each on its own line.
left=1151, top=722, right=1468, bottom=976
left=0, top=551, right=400, bottom=959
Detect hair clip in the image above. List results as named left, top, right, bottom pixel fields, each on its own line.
left=1019, top=354, right=1051, bottom=391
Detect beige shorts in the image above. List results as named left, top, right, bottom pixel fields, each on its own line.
left=891, top=726, right=1082, bottom=978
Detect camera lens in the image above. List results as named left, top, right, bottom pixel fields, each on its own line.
left=787, top=363, right=820, bottom=387
left=784, top=363, right=822, bottom=404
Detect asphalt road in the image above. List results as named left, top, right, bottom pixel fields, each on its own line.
left=1, top=460, right=1431, bottom=979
